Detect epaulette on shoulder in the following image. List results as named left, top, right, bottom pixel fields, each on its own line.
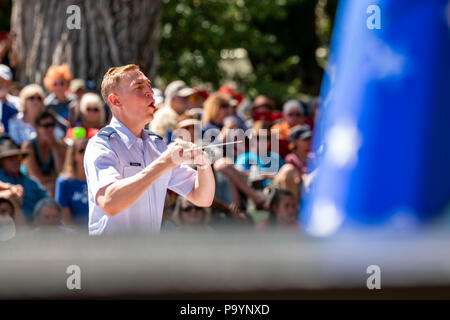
left=98, top=126, right=117, bottom=138
left=145, top=130, right=163, bottom=140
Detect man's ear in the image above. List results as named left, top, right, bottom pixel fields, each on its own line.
left=108, top=93, right=121, bottom=107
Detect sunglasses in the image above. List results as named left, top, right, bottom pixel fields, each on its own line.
left=53, top=80, right=66, bottom=87
left=188, top=95, right=201, bottom=103
left=181, top=205, right=200, bottom=212
left=4, top=154, right=23, bottom=161
left=39, top=122, right=55, bottom=128
left=26, top=95, right=42, bottom=101
left=287, top=112, right=303, bottom=117
left=86, top=108, right=99, bottom=112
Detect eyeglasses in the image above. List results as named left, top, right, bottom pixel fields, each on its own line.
left=26, top=95, right=42, bottom=101
left=39, top=122, right=55, bottom=128
left=287, top=112, right=303, bottom=117
left=53, top=80, right=66, bottom=87
left=181, top=205, right=200, bottom=212
left=77, top=148, right=86, bottom=154
left=86, top=108, right=99, bottom=113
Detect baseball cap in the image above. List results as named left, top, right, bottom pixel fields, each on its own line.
left=283, top=99, right=305, bottom=115
left=0, top=64, right=12, bottom=81
left=176, top=118, right=201, bottom=129
left=70, top=79, right=86, bottom=93
left=218, top=85, right=244, bottom=106
left=164, top=80, right=196, bottom=103
left=289, top=124, right=312, bottom=141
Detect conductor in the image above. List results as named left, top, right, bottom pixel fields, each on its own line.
left=84, top=64, right=214, bottom=235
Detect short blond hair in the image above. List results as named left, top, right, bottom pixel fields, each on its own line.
left=101, top=64, right=140, bottom=107
left=80, top=93, right=106, bottom=126
left=19, top=84, right=45, bottom=113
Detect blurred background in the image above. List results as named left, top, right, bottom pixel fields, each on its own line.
left=0, top=0, right=450, bottom=299
left=0, top=0, right=338, bottom=103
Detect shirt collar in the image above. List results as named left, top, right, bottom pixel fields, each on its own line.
left=109, top=117, right=148, bottom=150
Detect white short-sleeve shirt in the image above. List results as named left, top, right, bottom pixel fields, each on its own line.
left=84, top=116, right=197, bottom=235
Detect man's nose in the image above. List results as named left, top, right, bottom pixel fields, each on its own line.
left=145, top=88, right=154, bottom=98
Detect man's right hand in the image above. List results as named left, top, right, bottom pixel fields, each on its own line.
left=159, top=140, right=187, bottom=168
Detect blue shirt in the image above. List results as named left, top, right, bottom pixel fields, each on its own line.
left=84, top=116, right=198, bottom=235
left=1, top=100, right=18, bottom=133
left=55, top=176, right=89, bottom=226
left=235, top=151, right=285, bottom=188
left=0, top=169, right=48, bottom=220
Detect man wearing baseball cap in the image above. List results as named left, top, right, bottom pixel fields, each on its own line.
left=150, top=80, right=196, bottom=139
left=0, top=135, right=47, bottom=220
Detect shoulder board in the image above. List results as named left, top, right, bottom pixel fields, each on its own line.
left=145, top=130, right=163, bottom=140
left=98, top=126, right=117, bottom=138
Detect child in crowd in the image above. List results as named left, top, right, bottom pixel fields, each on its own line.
left=256, top=188, right=299, bottom=231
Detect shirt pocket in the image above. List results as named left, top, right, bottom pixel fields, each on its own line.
left=122, top=165, right=142, bottom=178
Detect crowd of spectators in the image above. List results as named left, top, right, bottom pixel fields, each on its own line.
left=0, top=57, right=319, bottom=239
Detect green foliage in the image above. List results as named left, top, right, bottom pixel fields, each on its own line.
left=158, top=0, right=337, bottom=106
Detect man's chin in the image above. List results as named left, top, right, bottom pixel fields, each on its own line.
left=144, top=114, right=154, bottom=124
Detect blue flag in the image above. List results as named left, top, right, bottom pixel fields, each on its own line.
left=301, top=0, right=450, bottom=236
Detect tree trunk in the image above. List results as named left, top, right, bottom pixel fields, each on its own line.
left=11, top=0, right=160, bottom=89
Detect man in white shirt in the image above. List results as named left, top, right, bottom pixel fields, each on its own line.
left=84, top=64, right=214, bottom=235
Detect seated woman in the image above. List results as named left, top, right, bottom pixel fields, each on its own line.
left=21, top=111, right=67, bottom=197
left=8, top=84, right=64, bottom=146
left=65, top=93, right=106, bottom=143
left=55, top=138, right=88, bottom=229
left=201, top=92, right=232, bottom=138
left=256, top=188, right=299, bottom=231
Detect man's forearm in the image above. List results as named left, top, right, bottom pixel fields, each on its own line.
left=98, top=158, right=174, bottom=216
left=186, top=166, right=215, bottom=207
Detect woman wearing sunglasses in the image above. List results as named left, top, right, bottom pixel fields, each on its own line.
left=43, top=63, right=75, bottom=121
left=21, top=110, right=67, bottom=198
left=55, top=138, right=88, bottom=229
left=65, top=93, right=107, bottom=143
left=8, top=84, right=64, bottom=146
left=172, top=197, right=213, bottom=231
